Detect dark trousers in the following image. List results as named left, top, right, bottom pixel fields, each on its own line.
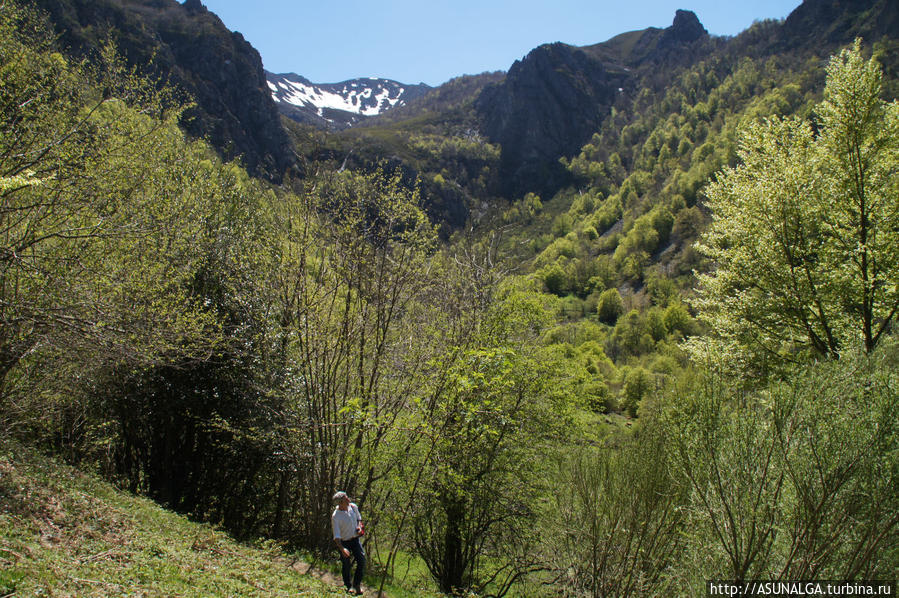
left=339, top=536, right=366, bottom=590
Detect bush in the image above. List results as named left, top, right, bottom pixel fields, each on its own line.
left=663, top=302, right=696, bottom=338
left=552, top=213, right=573, bottom=237
left=667, top=340, right=899, bottom=582
left=607, top=310, right=655, bottom=359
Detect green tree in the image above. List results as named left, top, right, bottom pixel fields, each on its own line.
left=264, top=167, right=436, bottom=550
left=540, top=262, right=570, bottom=296
left=607, top=310, right=654, bottom=360
left=694, top=41, right=899, bottom=367
left=596, top=288, right=625, bottom=324
left=94, top=159, right=278, bottom=536
left=0, top=5, right=221, bottom=420
left=621, top=366, right=653, bottom=416
left=407, top=283, right=572, bottom=596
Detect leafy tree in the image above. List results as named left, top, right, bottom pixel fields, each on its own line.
left=596, top=288, right=625, bottom=324
left=0, top=5, right=222, bottom=431
left=265, top=167, right=436, bottom=550
left=539, top=262, right=569, bottom=296
left=621, top=366, right=653, bottom=417
left=694, top=41, right=899, bottom=367
left=607, top=310, right=654, bottom=360
left=407, top=282, right=573, bottom=596
left=95, top=159, right=278, bottom=536
left=663, top=301, right=698, bottom=339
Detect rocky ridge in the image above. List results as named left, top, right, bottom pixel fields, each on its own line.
left=267, top=73, right=431, bottom=130
left=475, top=10, right=710, bottom=198
left=32, top=0, right=295, bottom=181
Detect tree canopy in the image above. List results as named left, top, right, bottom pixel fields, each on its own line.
left=694, top=40, right=899, bottom=370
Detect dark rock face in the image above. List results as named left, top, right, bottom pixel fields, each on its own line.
left=476, top=43, right=626, bottom=198
left=781, top=0, right=899, bottom=49
left=665, top=9, right=708, bottom=45
left=476, top=11, right=709, bottom=199
left=32, top=0, right=295, bottom=181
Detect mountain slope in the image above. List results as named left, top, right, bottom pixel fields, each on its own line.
left=361, top=0, right=897, bottom=204
left=268, top=72, right=431, bottom=129
left=31, top=0, right=295, bottom=181
left=0, top=442, right=346, bottom=597
left=475, top=10, right=711, bottom=199
left=491, top=0, right=899, bottom=322
left=780, top=0, right=899, bottom=49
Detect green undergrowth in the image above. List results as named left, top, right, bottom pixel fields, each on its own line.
left=312, top=552, right=441, bottom=598
left=0, top=440, right=345, bottom=597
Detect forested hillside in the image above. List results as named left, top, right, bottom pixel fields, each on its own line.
left=2, top=0, right=898, bottom=596
left=30, top=0, right=295, bottom=179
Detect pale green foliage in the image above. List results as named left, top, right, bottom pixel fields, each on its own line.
left=667, top=341, right=899, bottom=584
left=393, top=269, right=575, bottom=595
left=694, top=41, right=899, bottom=368
left=607, top=310, right=655, bottom=359
left=620, top=366, right=654, bottom=416
left=0, top=5, right=231, bottom=407
left=0, top=172, right=43, bottom=191
left=534, top=236, right=577, bottom=269
left=264, top=166, right=437, bottom=549
left=543, top=419, right=685, bottom=597
left=663, top=301, right=698, bottom=339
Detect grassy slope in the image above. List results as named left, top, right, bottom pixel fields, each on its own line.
left=0, top=442, right=346, bottom=597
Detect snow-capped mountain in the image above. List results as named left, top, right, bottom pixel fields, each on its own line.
left=266, top=72, right=431, bottom=129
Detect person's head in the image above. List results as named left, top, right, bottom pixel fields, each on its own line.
left=333, top=491, right=350, bottom=508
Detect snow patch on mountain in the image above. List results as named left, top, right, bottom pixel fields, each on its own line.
left=265, top=72, right=430, bottom=129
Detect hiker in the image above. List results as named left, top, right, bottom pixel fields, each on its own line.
left=332, top=491, right=366, bottom=595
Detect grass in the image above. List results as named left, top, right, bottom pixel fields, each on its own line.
left=362, top=549, right=440, bottom=598
left=0, top=440, right=348, bottom=597
left=285, top=545, right=442, bottom=598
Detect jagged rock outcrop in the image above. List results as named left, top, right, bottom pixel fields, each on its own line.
left=32, top=0, right=295, bottom=181
left=475, top=11, right=710, bottom=199
left=663, top=9, right=708, bottom=45
left=476, top=44, right=625, bottom=198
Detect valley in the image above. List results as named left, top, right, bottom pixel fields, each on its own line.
left=2, top=0, right=898, bottom=595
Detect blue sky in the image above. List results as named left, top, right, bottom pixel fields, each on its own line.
left=200, top=0, right=803, bottom=86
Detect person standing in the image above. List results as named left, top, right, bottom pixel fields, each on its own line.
left=332, top=491, right=365, bottom=595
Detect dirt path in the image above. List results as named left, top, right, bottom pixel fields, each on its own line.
left=278, top=556, right=388, bottom=597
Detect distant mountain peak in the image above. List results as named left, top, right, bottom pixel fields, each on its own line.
left=266, top=72, right=431, bottom=130
left=667, top=9, right=707, bottom=43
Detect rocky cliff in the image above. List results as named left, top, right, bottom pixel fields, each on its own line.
left=476, top=43, right=626, bottom=198
left=475, top=11, right=709, bottom=199
left=32, top=0, right=295, bottom=181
